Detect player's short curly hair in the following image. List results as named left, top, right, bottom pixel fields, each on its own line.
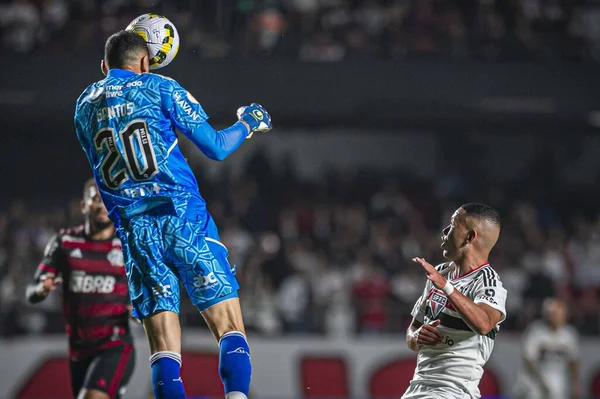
left=104, top=30, right=149, bottom=69
left=460, top=203, right=501, bottom=227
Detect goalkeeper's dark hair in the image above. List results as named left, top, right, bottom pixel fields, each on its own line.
left=460, top=203, right=501, bottom=227
left=104, top=30, right=149, bottom=69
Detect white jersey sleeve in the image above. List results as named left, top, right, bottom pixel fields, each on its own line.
left=473, top=268, right=507, bottom=323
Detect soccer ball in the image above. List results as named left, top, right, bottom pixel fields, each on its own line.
left=126, top=13, right=180, bottom=70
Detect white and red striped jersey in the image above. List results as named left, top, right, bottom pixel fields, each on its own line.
left=403, top=262, right=507, bottom=399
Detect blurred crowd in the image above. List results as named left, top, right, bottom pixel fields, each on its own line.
left=1, top=0, right=600, bottom=61
left=1, top=149, right=600, bottom=339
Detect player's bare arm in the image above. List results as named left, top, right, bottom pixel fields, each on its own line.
left=413, top=257, right=502, bottom=335
left=524, top=355, right=550, bottom=395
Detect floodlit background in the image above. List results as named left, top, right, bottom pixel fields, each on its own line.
left=1, top=0, right=600, bottom=398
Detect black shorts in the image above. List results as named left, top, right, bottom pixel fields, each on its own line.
left=70, top=344, right=135, bottom=399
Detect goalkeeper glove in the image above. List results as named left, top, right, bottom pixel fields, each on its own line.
left=237, top=103, right=272, bottom=138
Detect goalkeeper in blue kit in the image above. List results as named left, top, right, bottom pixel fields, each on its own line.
left=74, top=31, right=272, bottom=399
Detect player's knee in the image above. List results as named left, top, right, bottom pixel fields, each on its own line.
left=142, top=311, right=182, bottom=353
left=218, top=331, right=252, bottom=396
left=202, top=298, right=246, bottom=340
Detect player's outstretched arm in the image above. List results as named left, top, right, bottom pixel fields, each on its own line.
left=184, top=122, right=248, bottom=161
left=161, top=75, right=273, bottom=160
left=183, top=103, right=273, bottom=161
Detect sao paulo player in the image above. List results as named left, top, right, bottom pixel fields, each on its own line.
left=403, top=203, right=508, bottom=399
left=513, top=298, right=581, bottom=399
left=74, top=31, right=272, bottom=399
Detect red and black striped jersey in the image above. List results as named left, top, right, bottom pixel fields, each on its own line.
left=35, top=225, right=132, bottom=359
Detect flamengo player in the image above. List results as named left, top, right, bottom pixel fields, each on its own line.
left=403, top=203, right=507, bottom=399
left=74, top=31, right=272, bottom=399
left=513, top=298, right=581, bottom=399
left=26, top=179, right=135, bottom=399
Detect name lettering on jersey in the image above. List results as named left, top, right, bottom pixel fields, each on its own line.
left=70, top=271, right=116, bottom=294
left=173, top=91, right=202, bottom=121
left=122, top=183, right=161, bottom=198
left=96, top=103, right=135, bottom=122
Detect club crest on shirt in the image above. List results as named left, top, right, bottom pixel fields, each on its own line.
left=429, top=291, right=447, bottom=318
left=107, top=248, right=124, bottom=267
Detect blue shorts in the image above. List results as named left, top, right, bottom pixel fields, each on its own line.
left=117, top=212, right=239, bottom=320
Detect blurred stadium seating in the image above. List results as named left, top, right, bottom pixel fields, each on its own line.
left=2, top=137, right=600, bottom=339
left=2, top=0, right=600, bottom=398
left=1, top=0, right=599, bottom=62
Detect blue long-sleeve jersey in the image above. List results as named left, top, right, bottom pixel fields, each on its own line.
left=74, top=69, right=248, bottom=227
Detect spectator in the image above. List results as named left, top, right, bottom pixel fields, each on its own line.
left=2, top=151, right=600, bottom=338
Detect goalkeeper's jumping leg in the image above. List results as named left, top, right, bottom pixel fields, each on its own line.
left=202, top=298, right=251, bottom=399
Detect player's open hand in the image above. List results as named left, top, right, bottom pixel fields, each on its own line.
left=413, top=320, right=443, bottom=346
left=413, top=257, right=447, bottom=290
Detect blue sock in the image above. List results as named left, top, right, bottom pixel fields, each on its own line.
left=150, top=351, right=186, bottom=399
left=218, top=331, right=252, bottom=397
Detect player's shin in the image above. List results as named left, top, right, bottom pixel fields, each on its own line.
left=218, top=331, right=252, bottom=399
left=150, top=351, right=186, bottom=399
